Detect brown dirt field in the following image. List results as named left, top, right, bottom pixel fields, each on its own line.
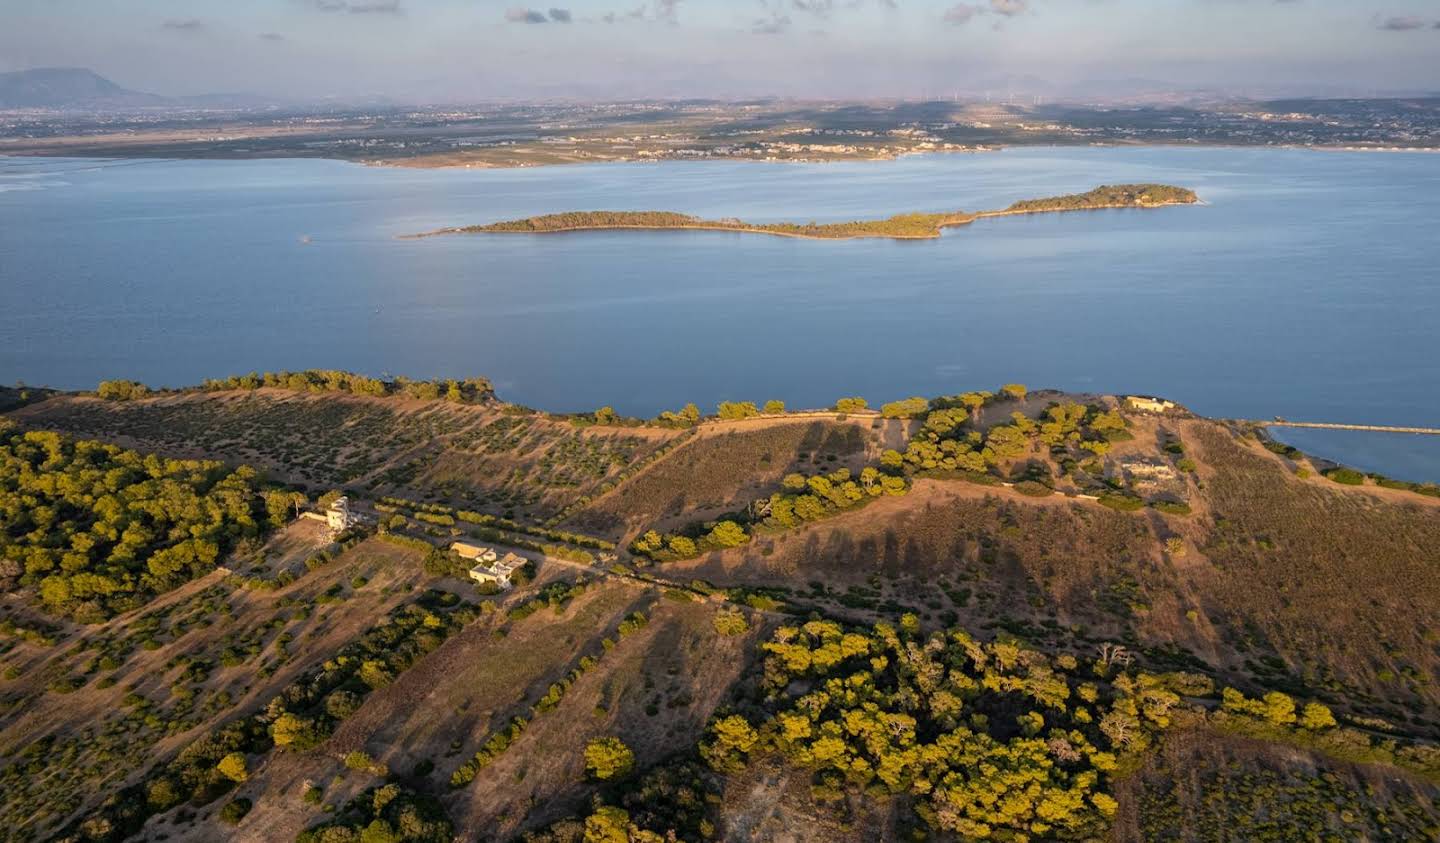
left=9, top=391, right=683, bottom=520
left=1183, top=422, right=1440, bottom=729
left=219, top=578, right=648, bottom=841
left=569, top=418, right=880, bottom=541
left=0, top=535, right=432, bottom=837
left=654, top=417, right=1440, bottom=734
left=1112, top=727, right=1440, bottom=842
left=447, top=596, right=764, bottom=840
left=720, top=757, right=900, bottom=843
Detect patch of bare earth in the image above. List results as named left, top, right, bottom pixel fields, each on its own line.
left=569, top=417, right=881, bottom=543
left=719, top=757, right=899, bottom=843
left=0, top=534, right=430, bottom=837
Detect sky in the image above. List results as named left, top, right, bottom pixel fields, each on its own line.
left=2, top=0, right=1438, bottom=102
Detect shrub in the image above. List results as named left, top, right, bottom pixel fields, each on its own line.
left=1012, top=480, right=1053, bottom=497
left=1324, top=468, right=1365, bottom=486
left=96, top=379, right=150, bottom=401
left=1097, top=494, right=1145, bottom=512
left=218, top=798, right=252, bottom=826
left=713, top=610, right=750, bottom=636
left=1152, top=500, right=1192, bottom=515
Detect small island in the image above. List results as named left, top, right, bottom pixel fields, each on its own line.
left=408, top=184, right=1199, bottom=241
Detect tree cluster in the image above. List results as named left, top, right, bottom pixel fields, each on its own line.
left=297, top=784, right=452, bottom=843
left=200, top=370, right=494, bottom=404
left=0, top=425, right=268, bottom=622
left=699, top=619, right=1200, bottom=840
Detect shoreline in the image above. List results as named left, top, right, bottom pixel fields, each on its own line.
left=5, top=141, right=1438, bottom=174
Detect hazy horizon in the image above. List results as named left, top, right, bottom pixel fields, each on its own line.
left=3, top=0, right=1439, bottom=103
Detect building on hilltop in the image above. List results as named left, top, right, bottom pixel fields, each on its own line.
left=326, top=496, right=362, bottom=534
left=1125, top=396, right=1177, bottom=414
left=468, top=552, right=527, bottom=590
left=302, top=495, right=365, bottom=537
left=451, top=542, right=499, bottom=565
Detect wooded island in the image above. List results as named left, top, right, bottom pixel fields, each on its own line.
left=409, top=184, right=1199, bottom=241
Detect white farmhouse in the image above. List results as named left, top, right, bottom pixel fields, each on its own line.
left=467, top=552, right=527, bottom=590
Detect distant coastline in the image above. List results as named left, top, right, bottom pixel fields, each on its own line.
left=404, top=184, right=1200, bottom=242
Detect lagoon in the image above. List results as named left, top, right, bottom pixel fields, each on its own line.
left=1, top=147, right=1437, bottom=480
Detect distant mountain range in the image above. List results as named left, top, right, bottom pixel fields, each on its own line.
left=0, top=68, right=285, bottom=110
left=0, top=67, right=170, bottom=109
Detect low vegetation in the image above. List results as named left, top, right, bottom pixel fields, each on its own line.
left=428, top=183, right=1198, bottom=241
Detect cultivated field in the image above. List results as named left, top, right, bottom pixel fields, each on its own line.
left=11, top=390, right=683, bottom=521
left=570, top=418, right=879, bottom=541
left=0, top=531, right=435, bottom=838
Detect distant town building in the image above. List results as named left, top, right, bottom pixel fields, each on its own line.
left=1125, top=396, right=1177, bottom=414
left=468, top=552, right=527, bottom=590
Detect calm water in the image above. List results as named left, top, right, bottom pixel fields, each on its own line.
left=2, top=148, right=1438, bottom=481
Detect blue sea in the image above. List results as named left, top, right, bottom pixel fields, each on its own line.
left=1, top=147, right=1437, bottom=480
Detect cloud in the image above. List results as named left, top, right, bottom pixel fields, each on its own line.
left=791, top=0, right=836, bottom=16
left=302, top=0, right=402, bottom=14
left=598, top=0, right=682, bottom=24
left=1376, top=15, right=1426, bottom=31
left=259, top=32, right=287, bottom=41
left=506, top=7, right=549, bottom=23
left=348, top=1, right=402, bottom=13
left=944, top=0, right=1025, bottom=26
left=161, top=18, right=204, bottom=33
left=753, top=12, right=792, bottom=33
left=548, top=7, right=573, bottom=22
left=943, top=3, right=981, bottom=25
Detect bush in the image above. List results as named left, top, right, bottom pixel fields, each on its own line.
left=1097, top=494, right=1145, bottom=512
left=1324, top=468, right=1365, bottom=486
left=713, top=609, right=750, bottom=636
left=218, top=798, right=252, bottom=826
left=1152, top=500, right=1192, bottom=516
left=1012, top=480, right=1053, bottom=497
left=96, top=379, right=150, bottom=401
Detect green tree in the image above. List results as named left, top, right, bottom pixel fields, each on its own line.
left=880, top=397, right=929, bottom=419
left=584, top=806, right=633, bottom=843
left=96, top=380, right=149, bottom=401
left=584, top=737, right=635, bottom=781
left=216, top=752, right=249, bottom=783
left=717, top=401, right=760, bottom=420
left=703, top=521, right=749, bottom=549
left=833, top=396, right=868, bottom=413
left=1299, top=702, right=1337, bottom=730
left=762, top=399, right=786, bottom=414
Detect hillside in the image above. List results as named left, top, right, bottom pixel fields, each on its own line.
left=2, top=379, right=1439, bottom=842
left=0, top=68, right=164, bottom=109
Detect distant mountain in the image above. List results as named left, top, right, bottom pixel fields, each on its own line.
left=0, top=68, right=166, bottom=109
